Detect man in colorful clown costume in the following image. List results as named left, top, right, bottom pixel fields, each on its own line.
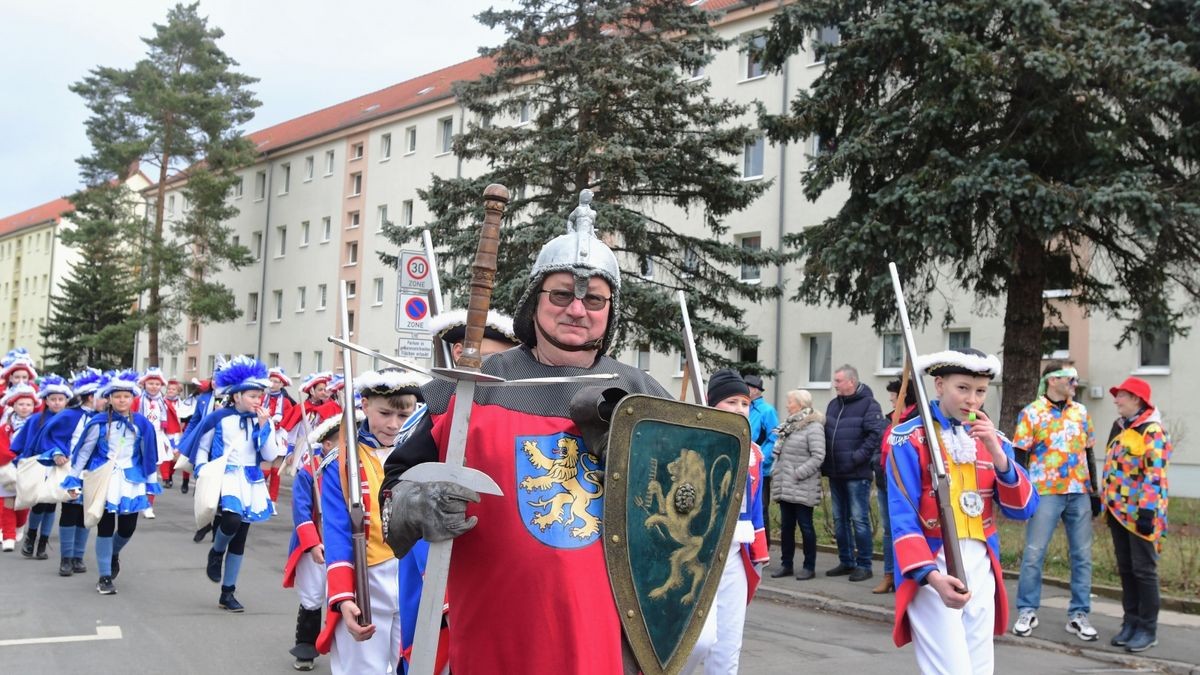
left=887, top=348, right=1038, bottom=674
left=317, top=369, right=423, bottom=674
left=185, top=356, right=282, bottom=612
left=381, top=191, right=670, bottom=674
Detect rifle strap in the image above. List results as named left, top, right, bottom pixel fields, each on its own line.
left=892, top=363, right=911, bottom=428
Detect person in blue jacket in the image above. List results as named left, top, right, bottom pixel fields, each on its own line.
left=744, top=373, right=779, bottom=541
left=13, top=374, right=74, bottom=561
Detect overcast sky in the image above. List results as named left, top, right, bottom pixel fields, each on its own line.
left=0, top=0, right=510, bottom=217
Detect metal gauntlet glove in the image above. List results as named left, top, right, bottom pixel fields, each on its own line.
left=383, top=479, right=481, bottom=559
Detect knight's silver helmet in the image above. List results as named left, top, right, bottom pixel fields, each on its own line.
left=513, top=189, right=622, bottom=355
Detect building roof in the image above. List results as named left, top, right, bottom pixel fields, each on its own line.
left=0, top=197, right=73, bottom=238
left=246, top=55, right=496, bottom=157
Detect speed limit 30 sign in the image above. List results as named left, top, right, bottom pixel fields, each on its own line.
left=399, top=250, right=432, bottom=292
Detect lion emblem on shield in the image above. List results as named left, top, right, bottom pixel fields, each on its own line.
left=519, top=436, right=605, bottom=540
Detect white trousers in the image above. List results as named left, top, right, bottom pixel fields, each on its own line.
left=332, top=557, right=402, bottom=675
left=908, top=539, right=996, bottom=675
left=683, top=544, right=747, bottom=675
left=296, top=553, right=326, bottom=611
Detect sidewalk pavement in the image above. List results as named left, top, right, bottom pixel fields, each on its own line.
left=755, top=544, right=1200, bottom=675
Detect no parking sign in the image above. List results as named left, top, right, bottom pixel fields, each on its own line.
left=397, top=293, right=430, bottom=332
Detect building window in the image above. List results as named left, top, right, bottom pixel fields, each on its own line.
left=170, top=356, right=178, bottom=374
left=682, top=247, right=700, bottom=277
left=317, top=284, right=327, bottom=310
left=377, top=204, right=388, bottom=230
left=189, top=322, right=200, bottom=343
left=300, top=220, right=310, bottom=246
left=304, top=155, right=314, bottom=180
left=948, top=329, right=971, bottom=350
left=881, top=333, right=904, bottom=370
left=688, top=63, right=706, bottom=80
left=276, top=225, right=287, bottom=257
left=272, top=289, right=283, bottom=321
left=744, top=33, right=766, bottom=79
left=438, top=117, right=454, bottom=154
left=279, top=163, right=291, bottom=194
left=639, top=256, right=654, bottom=280
left=807, top=334, right=832, bottom=384
left=348, top=211, right=361, bottom=229
left=373, top=277, right=384, bottom=304
left=811, top=133, right=834, bottom=159
left=739, top=344, right=759, bottom=367
left=352, top=142, right=364, bottom=160
left=348, top=310, right=355, bottom=336
left=297, top=285, right=307, bottom=311
left=519, top=101, right=531, bottom=124
left=168, top=195, right=176, bottom=215
left=346, top=242, right=358, bottom=265
left=322, top=217, right=332, bottom=242
left=232, top=234, right=240, bottom=249
left=402, top=199, right=414, bottom=227
left=268, top=352, right=280, bottom=368
left=350, top=173, right=362, bottom=196
left=637, top=344, right=650, bottom=371
left=324, top=150, right=335, bottom=175
left=233, top=177, right=244, bottom=198
left=293, top=352, right=303, bottom=373
left=188, top=356, right=198, bottom=372
left=405, top=126, right=416, bottom=153
left=255, top=171, right=266, bottom=200
left=814, top=25, right=841, bottom=63
left=346, top=280, right=357, bottom=299
left=1139, top=331, right=1170, bottom=368
left=380, top=133, right=392, bottom=159
left=1043, top=327, right=1070, bottom=359
left=314, top=351, right=323, bottom=371
left=743, top=136, right=765, bottom=179
left=208, top=355, right=216, bottom=374
left=252, top=231, right=263, bottom=260
left=247, top=292, right=259, bottom=323
left=739, top=235, right=761, bottom=282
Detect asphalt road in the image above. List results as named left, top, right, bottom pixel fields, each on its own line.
left=0, top=487, right=1139, bottom=674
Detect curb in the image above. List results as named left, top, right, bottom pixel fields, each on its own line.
left=806, top=542, right=1199, bottom=615
left=755, top=584, right=1200, bottom=675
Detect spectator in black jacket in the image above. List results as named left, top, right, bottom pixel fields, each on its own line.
left=822, top=365, right=885, bottom=582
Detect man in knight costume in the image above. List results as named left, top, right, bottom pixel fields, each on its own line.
left=380, top=190, right=669, bottom=674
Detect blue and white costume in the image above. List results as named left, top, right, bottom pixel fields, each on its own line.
left=188, top=407, right=281, bottom=522
left=64, top=410, right=161, bottom=514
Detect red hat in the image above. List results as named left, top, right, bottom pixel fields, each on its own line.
left=1110, top=377, right=1152, bottom=407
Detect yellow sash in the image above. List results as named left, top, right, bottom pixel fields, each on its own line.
left=935, top=422, right=987, bottom=542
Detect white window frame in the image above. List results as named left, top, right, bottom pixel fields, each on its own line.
left=300, top=220, right=310, bottom=246
left=297, top=285, right=307, bottom=312
left=743, top=136, right=765, bottom=180
left=738, top=234, right=761, bottom=283
left=317, top=284, right=328, bottom=310
left=324, top=150, right=335, bottom=176
left=806, top=333, right=833, bottom=388
left=321, top=217, right=332, bottom=242
left=373, top=277, right=384, bottom=305
left=276, top=225, right=287, bottom=258
left=345, top=241, right=359, bottom=266
left=402, top=199, right=414, bottom=227
left=350, top=173, right=362, bottom=196
left=247, top=292, right=259, bottom=324
left=742, top=33, right=767, bottom=82
left=304, top=155, right=314, bottom=181
left=254, top=171, right=266, bottom=200
left=437, top=116, right=454, bottom=155
left=279, top=163, right=291, bottom=195
left=877, top=332, right=903, bottom=376
left=272, top=289, right=283, bottom=322
left=1134, top=330, right=1171, bottom=375
left=378, top=204, right=388, bottom=231
left=404, top=126, right=417, bottom=154
left=380, top=133, right=392, bottom=160
left=351, top=142, right=364, bottom=160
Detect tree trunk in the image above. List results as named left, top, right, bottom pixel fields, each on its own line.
left=999, top=229, right=1047, bottom=434
left=147, top=124, right=172, bottom=369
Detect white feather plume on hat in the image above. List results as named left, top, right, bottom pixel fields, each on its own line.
left=426, top=309, right=518, bottom=343
left=354, top=369, right=428, bottom=398
left=916, top=349, right=1002, bottom=380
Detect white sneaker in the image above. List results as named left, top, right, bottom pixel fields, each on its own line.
left=1, top=538, right=14, bottom=552
left=1066, top=612, right=1098, bottom=641
left=1012, top=609, right=1038, bottom=636
left=144, top=507, right=156, bottom=519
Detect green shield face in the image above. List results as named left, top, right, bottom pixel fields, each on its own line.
left=604, top=395, right=749, bottom=675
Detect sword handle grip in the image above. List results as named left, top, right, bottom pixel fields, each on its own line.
left=459, top=184, right=509, bottom=371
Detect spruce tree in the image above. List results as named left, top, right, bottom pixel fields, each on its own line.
left=388, top=0, right=785, bottom=370
left=39, top=185, right=140, bottom=372
left=757, top=1, right=1200, bottom=426
left=69, top=2, right=260, bottom=366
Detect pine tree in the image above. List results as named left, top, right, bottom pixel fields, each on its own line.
left=69, top=2, right=260, bottom=366
left=388, top=0, right=786, bottom=370
left=39, top=185, right=141, bottom=372
left=757, top=1, right=1200, bottom=426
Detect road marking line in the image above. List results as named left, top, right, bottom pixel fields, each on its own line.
left=0, top=625, right=122, bottom=647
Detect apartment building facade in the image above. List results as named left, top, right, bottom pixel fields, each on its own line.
left=139, top=2, right=1197, bottom=494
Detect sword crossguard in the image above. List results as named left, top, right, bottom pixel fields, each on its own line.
left=401, top=462, right=504, bottom=497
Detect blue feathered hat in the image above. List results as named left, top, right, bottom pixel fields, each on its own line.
left=100, top=370, right=141, bottom=398
left=71, top=368, right=104, bottom=397
left=215, top=355, right=271, bottom=395
left=37, top=374, right=73, bottom=400
left=2, top=347, right=29, bottom=368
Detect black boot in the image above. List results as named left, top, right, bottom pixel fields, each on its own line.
left=71, top=557, right=87, bottom=574
left=35, top=535, right=50, bottom=560
left=20, top=531, right=36, bottom=558
left=207, top=548, right=224, bottom=583
left=219, top=585, right=244, bottom=612
left=193, top=524, right=212, bottom=543
left=290, top=606, right=322, bottom=668
left=59, top=557, right=74, bottom=577
left=181, top=477, right=190, bottom=494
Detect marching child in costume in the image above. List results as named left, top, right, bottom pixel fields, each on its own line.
left=281, top=372, right=341, bottom=442
left=284, top=412, right=356, bottom=672
left=318, top=369, right=423, bottom=675
left=0, top=384, right=37, bottom=552
left=887, top=348, right=1038, bottom=674
left=13, top=375, right=74, bottom=562
left=184, top=356, right=282, bottom=612
left=39, top=369, right=106, bottom=575
left=0, top=353, right=38, bottom=424
left=265, top=367, right=295, bottom=506
left=133, top=368, right=182, bottom=512
left=64, top=370, right=161, bottom=595
left=685, top=369, right=769, bottom=675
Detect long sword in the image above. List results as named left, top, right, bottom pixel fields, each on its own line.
left=422, top=229, right=455, bottom=369
left=888, top=262, right=968, bottom=589
left=337, top=278, right=372, bottom=624
left=678, top=290, right=705, bottom=403
left=404, top=184, right=509, bottom=675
